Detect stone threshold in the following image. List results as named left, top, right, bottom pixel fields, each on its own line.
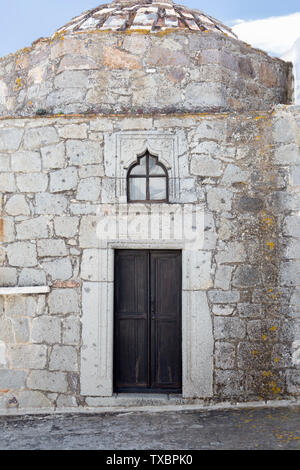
left=0, top=286, right=50, bottom=295
left=1, top=398, right=299, bottom=417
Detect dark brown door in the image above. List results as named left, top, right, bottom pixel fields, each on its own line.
left=114, top=250, right=182, bottom=393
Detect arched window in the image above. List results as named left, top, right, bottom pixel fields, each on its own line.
left=127, top=150, right=168, bottom=202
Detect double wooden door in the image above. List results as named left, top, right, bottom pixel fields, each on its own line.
left=114, top=250, right=182, bottom=393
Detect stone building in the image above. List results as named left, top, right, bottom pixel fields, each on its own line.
left=0, top=0, right=299, bottom=413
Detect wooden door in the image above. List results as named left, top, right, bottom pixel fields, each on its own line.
left=114, top=250, right=182, bottom=393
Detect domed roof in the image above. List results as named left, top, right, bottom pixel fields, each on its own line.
left=55, top=0, right=237, bottom=38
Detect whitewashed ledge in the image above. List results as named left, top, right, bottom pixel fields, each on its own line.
left=0, top=286, right=50, bottom=295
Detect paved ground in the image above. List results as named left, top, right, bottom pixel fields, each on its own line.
left=0, top=406, right=299, bottom=450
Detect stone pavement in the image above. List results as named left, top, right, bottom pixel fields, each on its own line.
left=0, top=405, right=299, bottom=450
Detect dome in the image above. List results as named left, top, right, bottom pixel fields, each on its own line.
left=0, top=0, right=292, bottom=116
left=56, top=0, right=237, bottom=38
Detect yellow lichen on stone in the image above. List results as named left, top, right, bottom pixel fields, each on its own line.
left=14, top=77, right=22, bottom=91
left=270, top=381, right=281, bottom=394
left=262, top=371, right=272, bottom=377
left=261, top=212, right=275, bottom=228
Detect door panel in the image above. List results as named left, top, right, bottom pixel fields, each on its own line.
left=114, top=250, right=149, bottom=390
left=114, top=250, right=182, bottom=393
left=150, top=252, right=181, bottom=389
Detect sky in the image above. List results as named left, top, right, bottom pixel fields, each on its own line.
left=0, top=0, right=300, bottom=58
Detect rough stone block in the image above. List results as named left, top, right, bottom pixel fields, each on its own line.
left=190, top=155, right=223, bottom=177
left=54, top=216, right=79, bottom=238
left=215, top=342, right=235, bottom=369
left=215, top=242, right=247, bottom=264
left=78, top=164, right=104, bottom=178
left=63, top=316, right=81, bottom=345
left=90, top=119, right=113, bottom=132
left=280, top=261, right=300, bottom=286
left=42, top=258, right=72, bottom=281
left=19, top=268, right=47, bottom=286
left=31, top=316, right=61, bottom=344
left=0, top=153, right=10, bottom=171
left=35, top=193, right=68, bottom=215
left=76, top=177, right=101, bottom=201
left=0, top=128, right=23, bottom=151
left=237, top=303, right=263, bottom=318
left=7, top=241, right=37, bottom=267
left=79, top=216, right=100, bottom=248
left=50, top=167, right=78, bottom=193
left=286, top=369, right=300, bottom=394
left=8, top=344, right=47, bottom=369
left=221, top=164, right=248, bottom=184
left=215, top=370, right=243, bottom=398
left=274, top=144, right=299, bottom=164
left=54, top=71, right=89, bottom=88
left=232, top=265, right=261, bottom=288
left=27, top=370, right=68, bottom=393
left=67, top=140, right=103, bottom=165
left=0, top=268, right=17, bottom=286
left=212, top=305, right=235, bottom=316
left=23, top=127, right=59, bottom=150
left=37, top=239, right=67, bottom=257
left=0, top=173, right=15, bottom=192
left=5, top=195, right=30, bottom=216
left=0, top=318, right=13, bottom=342
left=49, top=345, right=78, bottom=372
left=46, top=89, right=85, bottom=110
left=4, top=295, right=37, bottom=317
left=16, top=216, right=49, bottom=239
left=56, top=395, right=77, bottom=408
left=0, top=217, right=15, bottom=243
left=208, top=290, right=240, bottom=304
left=214, top=265, right=233, bottom=290
left=214, top=317, right=246, bottom=340
left=236, top=196, right=264, bottom=213
left=11, top=151, right=41, bottom=172
left=0, top=370, right=26, bottom=389
left=58, top=124, right=88, bottom=139
left=12, top=318, right=29, bottom=343
left=48, top=289, right=79, bottom=315
left=207, top=187, right=233, bottom=212
left=41, top=142, right=65, bottom=169
left=18, top=390, right=52, bottom=409
left=283, top=215, right=300, bottom=237
left=237, top=342, right=270, bottom=369
left=185, top=82, right=226, bottom=108
left=101, top=178, right=116, bottom=203
left=16, top=173, right=48, bottom=192
left=273, top=118, right=294, bottom=144
left=70, top=203, right=99, bottom=215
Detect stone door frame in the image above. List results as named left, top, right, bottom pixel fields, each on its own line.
left=80, top=240, right=214, bottom=399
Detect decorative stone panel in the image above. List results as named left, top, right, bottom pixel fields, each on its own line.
left=104, top=130, right=189, bottom=202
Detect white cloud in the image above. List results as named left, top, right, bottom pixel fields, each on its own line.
left=232, top=12, right=300, bottom=57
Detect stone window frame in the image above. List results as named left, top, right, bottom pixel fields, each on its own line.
left=104, top=131, right=183, bottom=203
left=127, top=149, right=169, bottom=203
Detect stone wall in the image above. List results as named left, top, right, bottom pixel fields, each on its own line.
left=0, top=107, right=299, bottom=412
left=0, top=30, right=293, bottom=118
